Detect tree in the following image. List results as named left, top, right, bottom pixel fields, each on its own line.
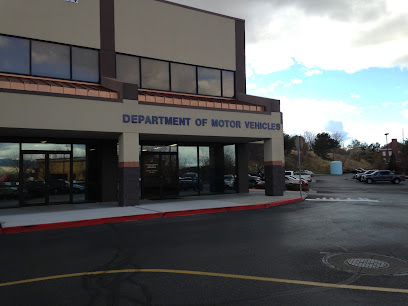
left=313, top=132, right=340, bottom=158
left=303, top=131, right=316, bottom=150
left=284, top=133, right=296, bottom=156
left=331, top=131, right=346, bottom=148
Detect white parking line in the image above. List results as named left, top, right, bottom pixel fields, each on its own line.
left=306, top=197, right=379, bottom=202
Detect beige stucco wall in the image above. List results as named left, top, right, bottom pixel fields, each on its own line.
left=115, top=0, right=236, bottom=70
left=0, top=0, right=100, bottom=48
left=0, top=93, right=282, bottom=143
left=264, top=138, right=285, bottom=163
left=123, top=101, right=282, bottom=139
left=0, top=92, right=122, bottom=133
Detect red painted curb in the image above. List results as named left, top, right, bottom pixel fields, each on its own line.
left=1, top=197, right=304, bottom=234
left=265, top=197, right=304, bottom=207
left=2, top=212, right=163, bottom=234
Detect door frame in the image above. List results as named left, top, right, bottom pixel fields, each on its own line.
left=140, top=151, right=179, bottom=199
left=19, top=150, right=73, bottom=207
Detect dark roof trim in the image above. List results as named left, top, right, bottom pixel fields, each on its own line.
left=236, top=93, right=281, bottom=113
left=155, top=0, right=245, bottom=22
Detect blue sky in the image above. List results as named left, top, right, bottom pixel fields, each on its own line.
left=171, top=0, right=408, bottom=146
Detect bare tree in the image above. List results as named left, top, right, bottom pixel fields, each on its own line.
left=331, top=132, right=346, bottom=147
left=303, top=131, right=316, bottom=150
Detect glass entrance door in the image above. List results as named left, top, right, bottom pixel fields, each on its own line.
left=22, top=151, right=72, bottom=206
left=141, top=153, right=178, bottom=199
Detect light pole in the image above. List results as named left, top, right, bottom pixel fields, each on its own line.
left=385, top=133, right=389, bottom=167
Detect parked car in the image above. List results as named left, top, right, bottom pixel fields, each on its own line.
left=285, top=170, right=312, bottom=182
left=287, top=175, right=308, bottom=185
left=361, top=170, right=406, bottom=184
left=301, top=170, right=314, bottom=176
left=224, top=174, right=236, bottom=189
left=179, top=172, right=203, bottom=191
left=351, top=168, right=366, bottom=174
left=285, top=176, right=305, bottom=185
left=248, top=174, right=261, bottom=184
left=354, top=170, right=377, bottom=181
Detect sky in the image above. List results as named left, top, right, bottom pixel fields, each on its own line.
left=170, top=0, right=408, bottom=146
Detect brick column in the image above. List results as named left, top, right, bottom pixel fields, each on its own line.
left=264, top=138, right=285, bottom=196
left=118, top=133, right=139, bottom=206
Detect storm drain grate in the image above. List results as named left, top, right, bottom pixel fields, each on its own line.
left=346, top=258, right=390, bottom=269
left=323, top=252, right=408, bottom=275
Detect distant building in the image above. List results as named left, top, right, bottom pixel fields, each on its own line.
left=379, top=139, right=403, bottom=167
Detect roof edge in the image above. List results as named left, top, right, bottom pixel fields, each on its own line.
left=154, top=0, right=245, bottom=22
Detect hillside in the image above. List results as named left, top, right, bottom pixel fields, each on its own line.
left=285, top=150, right=375, bottom=174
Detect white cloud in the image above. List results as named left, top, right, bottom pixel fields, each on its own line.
left=305, top=69, right=323, bottom=76
left=253, top=87, right=268, bottom=95
left=171, top=0, right=408, bottom=73
left=350, top=93, right=360, bottom=98
left=278, top=96, right=362, bottom=135
left=276, top=95, right=408, bottom=145
left=268, top=80, right=283, bottom=92
left=291, top=78, right=303, bottom=84
left=246, top=83, right=258, bottom=90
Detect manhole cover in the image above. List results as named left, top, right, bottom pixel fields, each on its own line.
left=323, top=252, right=408, bottom=276
left=346, top=258, right=390, bottom=269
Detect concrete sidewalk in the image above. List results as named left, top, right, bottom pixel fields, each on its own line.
left=0, top=190, right=305, bottom=234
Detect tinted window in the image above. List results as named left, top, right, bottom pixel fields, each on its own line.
left=116, top=54, right=140, bottom=85
left=72, top=47, right=99, bottom=83
left=0, top=35, right=30, bottom=75
left=141, top=58, right=169, bottom=91
left=31, top=41, right=70, bottom=79
left=171, top=63, right=196, bottom=94
left=197, top=67, right=221, bottom=96
left=222, top=70, right=235, bottom=98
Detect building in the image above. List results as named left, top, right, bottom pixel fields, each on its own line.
left=0, top=0, right=285, bottom=209
left=379, top=139, right=403, bottom=168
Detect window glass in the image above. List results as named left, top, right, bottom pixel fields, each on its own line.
left=222, top=70, right=235, bottom=98
left=0, top=143, right=20, bottom=208
left=31, top=41, right=70, bottom=79
left=0, top=35, right=30, bottom=75
left=197, top=67, right=221, bottom=96
left=171, top=63, right=196, bottom=94
left=72, top=47, right=99, bottom=83
left=179, top=146, right=199, bottom=196
left=224, top=145, right=237, bottom=193
left=199, top=146, right=212, bottom=195
left=73, top=144, right=86, bottom=203
left=22, top=143, right=71, bottom=151
left=141, top=58, right=169, bottom=91
left=116, top=54, right=140, bottom=85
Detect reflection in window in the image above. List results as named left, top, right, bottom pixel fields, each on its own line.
left=0, top=143, right=20, bottom=208
left=199, top=146, right=212, bottom=195
left=32, top=41, right=70, bottom=79
left=73, top=144, right=86, bottom=203
left=198, top=67, right=221, bottom=96
left=72, top=47, right=99, bottom=83
left=116, top=54, right=140, bottom=85
left=179, top=146, right=199, bottom=196
left=0, top=35, right=30, bottom=75
left=224, top=145, right=237, bottom=193
left=222, top=70, right=235, bottom=98
left=141, top=145, right=177, bottom=153
left=171, top=63, right=196, bottom=94
left=22, top=143, right=71, bottom=151
left=141, top=58, right=169, bottom=91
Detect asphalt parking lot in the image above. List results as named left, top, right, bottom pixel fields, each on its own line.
left=0, top=174, right=407, bottom=305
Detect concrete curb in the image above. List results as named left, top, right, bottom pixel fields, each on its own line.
left=1, top=197, right=304, bottom=234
